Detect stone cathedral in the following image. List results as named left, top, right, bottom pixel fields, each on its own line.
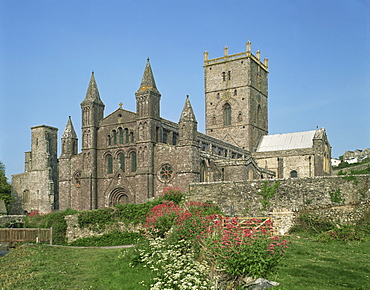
left=11, top=42, right=332, bottom=214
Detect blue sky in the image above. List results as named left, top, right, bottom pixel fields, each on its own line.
left=1, top=0, right=369, bottom=179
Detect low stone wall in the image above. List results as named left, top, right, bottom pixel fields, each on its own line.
left=64, top=215, right=142, bottom=244
left=332, top=163, right=370, bottom=175
left=187, top=175, right=370, bottom=233
left=0, top=215, right=25, bottom=227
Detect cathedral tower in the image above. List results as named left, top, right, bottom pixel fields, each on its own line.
left=80, top=72, right=105, bottom=209
left=204, top=42, right=269, bottom=152
left=58, top=117, right=78, bottom=210
left=134, top=59, right=162, bottom=200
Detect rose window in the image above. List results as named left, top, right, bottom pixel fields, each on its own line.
left=159, top=164, right=174, bottom=182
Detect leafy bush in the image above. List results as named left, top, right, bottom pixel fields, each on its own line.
left=203, top=218, right=288, bottom=279
left=289, top=214, right=335, bottom=234
left=317, top=224, right=366, bottom=243
left=144, top=201, right=183, bottom=238
left=114, top=200, right=163, bottom=225
left=160, top=186, right=185, bottom=205
left=24, top=208, right=78, bottom=244
left=142, top=200, right=289, bottom=284
left=258, top=181, right=280, bottom=209
left=130, top=237, right=214, bottom=289
left=77, top=208, right=115, bottom=231
left=70, top=230, right=144, bottom=247
left=329, top=188, right=345, bottom=203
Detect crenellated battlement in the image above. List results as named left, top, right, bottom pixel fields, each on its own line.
left=204, top=41, right=268, bottom=71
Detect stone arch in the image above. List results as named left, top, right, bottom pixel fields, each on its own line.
left=108, top=187, right=130, bottom=207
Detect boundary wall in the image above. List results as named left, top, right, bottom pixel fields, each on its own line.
left=187, top=175, right=370, bottom=233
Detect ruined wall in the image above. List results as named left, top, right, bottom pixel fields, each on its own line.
left=187, top=175, right=370, bottom=221
left=332, top=163, right=370, bottom=175
left=64, top=214, right=142, bottom=243
left=0, top=215, right=24, bottom=227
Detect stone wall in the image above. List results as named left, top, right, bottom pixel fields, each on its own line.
left=187, top=175, right=370, bottom=228
left=0, top=215, right=24, bottom=227
left=332, top=163, right=370, bottom=175
left=64, top=214, right=142, bottom=244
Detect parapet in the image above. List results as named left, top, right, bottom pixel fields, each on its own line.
left=204, top=41, right=268, bottom=71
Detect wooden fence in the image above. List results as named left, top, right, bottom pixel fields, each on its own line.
left=221, top=217, right=274, bottom=234
left=0, top=228, right=53, bottom=246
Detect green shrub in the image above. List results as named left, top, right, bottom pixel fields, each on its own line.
left=258, top=181, right=279, bottom=209
left=70, top=230, right=144, bottom=247
left=356, top=209, right=370, bottom=234
left=24, top=208, right=78, bottom=244
left=77, top=208, right=115, bottom=231
left=329, top=188, right=345, bottom=203
left=317, top=224, right=366, bottom=242
left=114, top=201, right=162, bottom=225
left=160, top=186, right=185, bottom=205
left=289, top=214, right=335, bottom=234
left=342, top=175, right=359, bottom=185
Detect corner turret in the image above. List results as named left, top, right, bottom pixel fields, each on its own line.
left=178, top=96, right=198, bottom=146
left=61, top=116, right=78, bottom=157
left=135, top=59, right=161, bottom=119
left=80, top=72, right=105, bottom=149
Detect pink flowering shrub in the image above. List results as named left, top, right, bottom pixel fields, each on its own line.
left=204, top=217, right=289, bottom=278
left=144, top=200, right=221, bottom=242
left=144, top=201, right=183, bottom=237
left=143, top=188, right=290, bottom=280
left=169, top=204, right=222, bottom=248
left=161, top=186, right=185, bottom=205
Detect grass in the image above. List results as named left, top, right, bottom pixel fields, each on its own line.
left=1, top=235, right=369, bottom=289
left=0, top=244, right=154, bottom=289
left=274, top=234, right=370, bottom=290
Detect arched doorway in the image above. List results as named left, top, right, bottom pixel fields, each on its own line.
left=109, top=187, right=130, bottom=207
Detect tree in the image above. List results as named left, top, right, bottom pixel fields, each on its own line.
left=0, top=161, right=12, bottom=204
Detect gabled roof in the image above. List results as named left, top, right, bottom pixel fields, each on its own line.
left=256, top=130, right=317, bottom=152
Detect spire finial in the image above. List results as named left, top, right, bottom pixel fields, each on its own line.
left=138, top=58, right=158, bottom=91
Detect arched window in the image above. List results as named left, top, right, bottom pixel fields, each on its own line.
left=200, top=160, right=207, bottom=182
left=131, top=152, right=137, bottom=172
left=290, top=170, right=298, bottom=178
left=119, top=153, right=125, bottom=171
left=113, top=130, right=117, bottom=145
left=125, top=128, right=129, bottom=143
left=257, top=105, right=261, bottom=127
left=118, top=128, right=123, bottom=144
left=107, top=154, right=113, bottom=174
left=130, top=132, right=134, bottom=143
left=107, top=135, right=111, bottom=146
left=163, top=132, right=168, bottom=144
left=223, top=103, right=231, bottom=126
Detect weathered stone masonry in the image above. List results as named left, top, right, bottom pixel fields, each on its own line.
left=187, top=175, right=370, bottom=227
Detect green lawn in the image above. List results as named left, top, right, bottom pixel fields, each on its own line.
left=0, top=245, right=154, bottom=290
left=1, top=235, right=369, bottom=290
left=274, top=234, right=370, bottom=290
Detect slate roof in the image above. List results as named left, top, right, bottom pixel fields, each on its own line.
left=256, top=130, right=317, bottom=152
